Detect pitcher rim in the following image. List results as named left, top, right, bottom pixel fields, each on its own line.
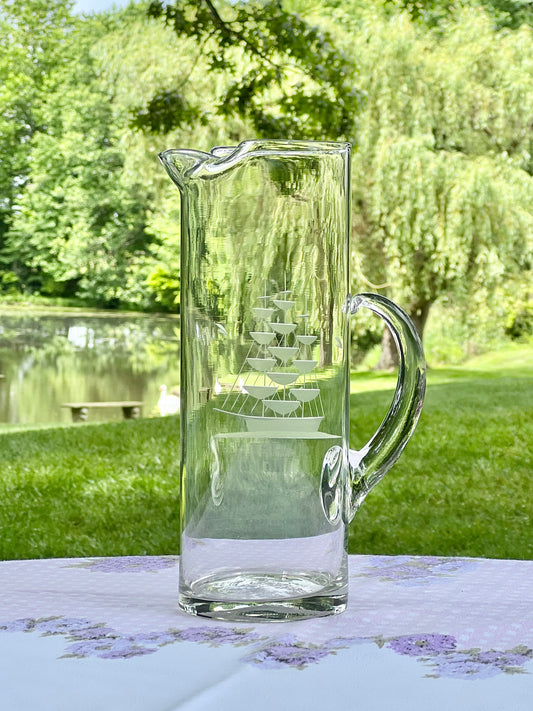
left=159, top=139, right=351, bottom=182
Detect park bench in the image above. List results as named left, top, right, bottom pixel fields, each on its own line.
left=61, top=401, right=143, bottom=423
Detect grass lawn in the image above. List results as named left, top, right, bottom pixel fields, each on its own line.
left=349, top=344, right=533, bottom=559
left=0, top=418, right=181, bottom=559
left=0, top=344, right=531, bottom=561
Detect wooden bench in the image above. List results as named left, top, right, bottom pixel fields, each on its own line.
left=61, top=401, right=143, bottom=423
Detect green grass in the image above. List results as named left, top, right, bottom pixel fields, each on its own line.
left=0, top=344, right=531, bottom=561
left=349, top=343, right=533, bottom=559
left=0, top=418, right=181, bottom=559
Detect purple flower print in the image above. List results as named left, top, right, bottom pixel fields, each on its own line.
left=178, top=626, right=262, bottom=647
left=0, top=616, right=103, bottom=637
left=242, top=635, right=350, bottom=670
left=97, top=640, right=158, bottom=660
left=1, top=614, right=531, bottom=676
left=67, top=626, right=118, bottom=641
left=358, top=556, right=478, bottom=586
left=0, top=615, right=262, bottom=661
left=387, top=633, right=457, bottom=657
left=68, top=556, right=178, bottom=574
left=244, top=641, right=333, bottom=670
left=64, top=637, right=157, bottom=660
left=0, top=618, right=35, bottom=633
left=432, top=647, right=533, bottom=680
left=385, top=633, right=533, bottom=680
left=476, top=649, right=533, bottom=669
left=126, top=631, right=181, bottom=646
left=33, top=617, right=104, bottom=636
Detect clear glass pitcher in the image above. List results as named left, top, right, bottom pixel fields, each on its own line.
left=159, top=140, right=425, bottom=621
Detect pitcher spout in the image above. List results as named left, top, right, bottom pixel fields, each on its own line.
left=158, top=149, right=211, bottom=190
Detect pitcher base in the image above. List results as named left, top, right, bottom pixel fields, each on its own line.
left=179, top=571, right=347, bottom=621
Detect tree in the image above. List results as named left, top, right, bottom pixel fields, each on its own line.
left=0, top=0, right=74, bottom=279
left=5, top=7, right=159, bottom=307
left=133, top=0, right=361, bottom=141
left=334, top=3, right=533, bottom=366
left=386, top=0, right=533, bottom=30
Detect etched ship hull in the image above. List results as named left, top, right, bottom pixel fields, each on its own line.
left=241, top=413, right=324, bottom=433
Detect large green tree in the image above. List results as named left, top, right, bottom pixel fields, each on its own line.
left=3, top=0, right=252, bottom=308
left=333, top=2, right=533, bottom=365
left=387, top=0, right=533, bottom=29
left=129, top=0, right=533, bottom=366
left=5, top=5, right=159, bottom=306
left=0, top=0, right=73, bottom=274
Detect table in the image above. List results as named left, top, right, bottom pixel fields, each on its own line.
left=1, top=555, right=532, bottom=710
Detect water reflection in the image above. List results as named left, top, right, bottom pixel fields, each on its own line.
left=0, top=309, right=180, bottom=427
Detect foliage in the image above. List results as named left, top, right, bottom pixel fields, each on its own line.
left=135, top=0, right=361, bottom=140
left=1, top=0, right=532, bottom=351
left=386, top=0, right=533, bottom=30
left=504, top=276, right=533, bottom=340
left=4, top=6, right=160, bottom=308
left=0, top=0, right=253, bottom=309
left=0, top=0, right=73, bottom=248
left=332, top=3, right=533, bottom=363
left=146, top=265, right=180, bottom=310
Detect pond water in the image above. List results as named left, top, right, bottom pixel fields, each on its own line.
left=0, top=309, right=180, bottom=428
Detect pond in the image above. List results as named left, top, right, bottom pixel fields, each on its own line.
left=0, top=308, right=180, bottom=428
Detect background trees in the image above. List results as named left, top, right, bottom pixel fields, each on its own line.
left=0, top=0, right=74, bottom=279
left=136, top=0, right=361, bottom=140
left=339, top=3, right=533, bottom=364
left=0, top=0, right=531, bottom=363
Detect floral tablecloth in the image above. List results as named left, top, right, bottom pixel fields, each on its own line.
left=0, top=555, right=532, bottom=710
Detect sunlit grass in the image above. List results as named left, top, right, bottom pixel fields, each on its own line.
left=349, top=343, right=533, bottom=559
left=0, top=344, right=531, bottom=561
left=0, top=418, right=181, bottom=559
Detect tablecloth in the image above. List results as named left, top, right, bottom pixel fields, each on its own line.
left=1, top=555, right=532, bottom=710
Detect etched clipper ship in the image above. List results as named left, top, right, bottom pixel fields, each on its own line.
left=216, top=290, right=324, bottom=433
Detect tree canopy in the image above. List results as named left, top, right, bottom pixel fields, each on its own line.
left=134, top=0, right=361, bottom=141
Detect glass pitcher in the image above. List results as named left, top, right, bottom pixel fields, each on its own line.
left=159, top=140, right=425, bottom=621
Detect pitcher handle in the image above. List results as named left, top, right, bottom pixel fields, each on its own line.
left=344, top=293, right=426, bottom=522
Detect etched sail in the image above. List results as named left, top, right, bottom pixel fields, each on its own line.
left=252, top=307, right=275, bottom=320
left=268, top=346, right=298, bottom=363
left=296, top=335, right=317, bottom=346
left=263, top=400, right=301, bottom=415
left=293, top=360, right=318, bottom=374
left=247, top=357, right=276, bottom=372
left=244, top=385, right=278, bottom=399
left=250, top=331, right=276, bottom=346
left=269, top=322, right=297, bottom=335
left=267, top=372, right=300, bottom=386
left=273, top=299, right=296, bottom=312
left=290, top=388, right=320, bottom=403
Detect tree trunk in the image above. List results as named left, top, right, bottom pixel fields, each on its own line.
left=319, top=296, right=334, bottom=367
left=375, top=300, right=431, bottom=370
left=376, top=326, right=398, bottom=370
